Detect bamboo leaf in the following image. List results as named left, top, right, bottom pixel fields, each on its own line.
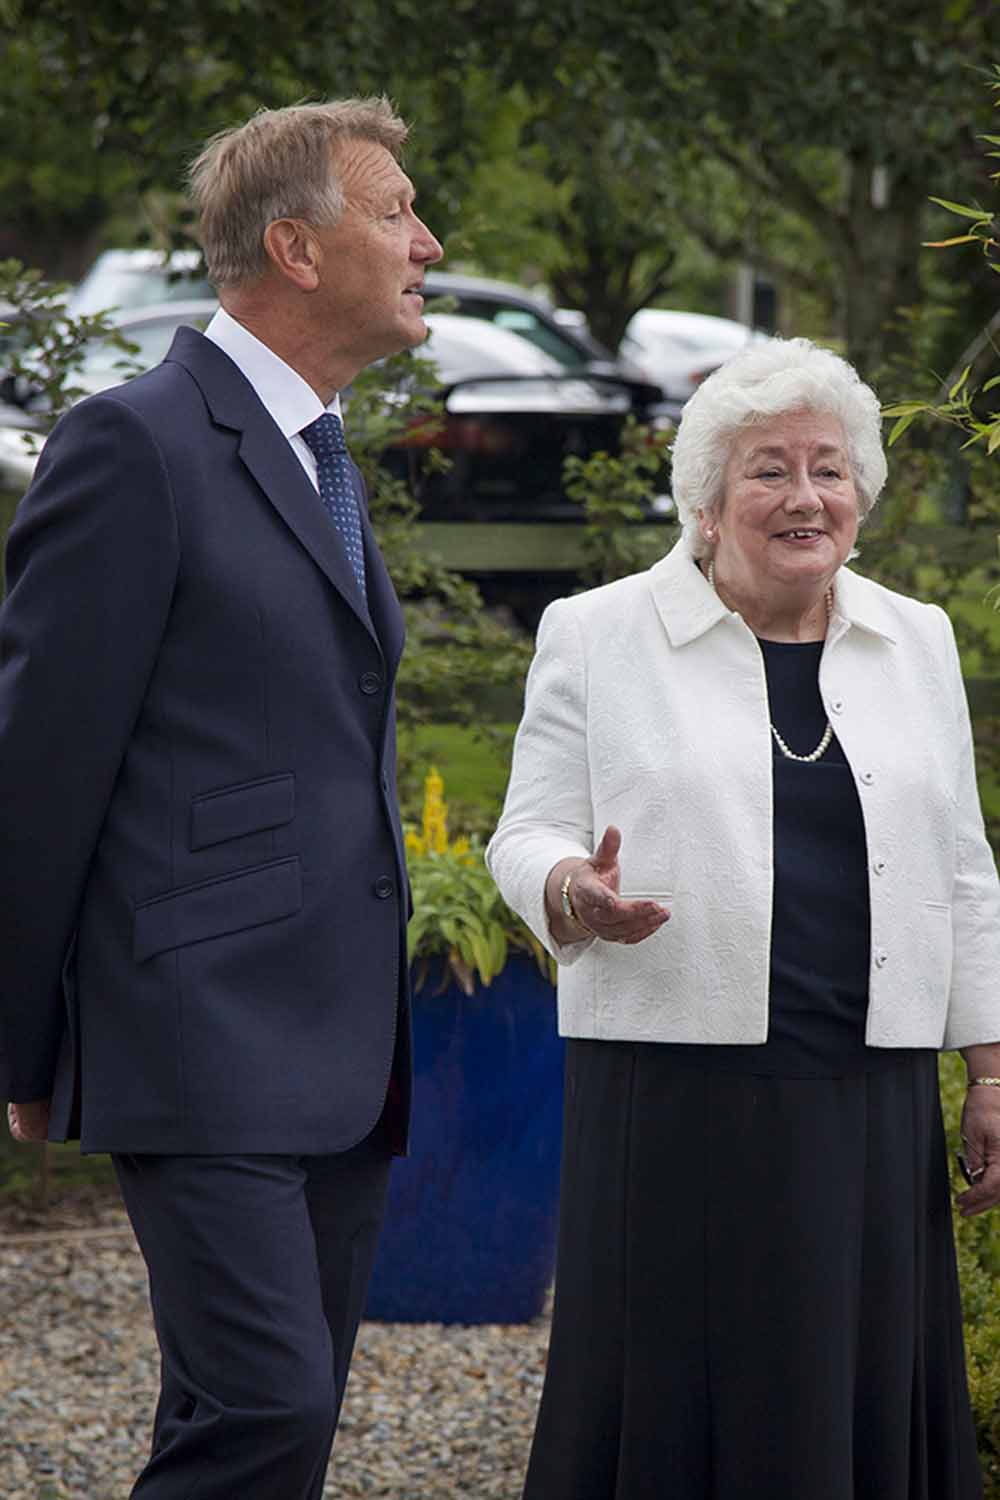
left=929, top=196, right=991, bottom=221
left=887, top=412, right=919, bottom=446
left=922, top=234, right=981, bottom=248
left=949, top=366, right=972, bottom=400
left=881, top=401, right=929, bottom=417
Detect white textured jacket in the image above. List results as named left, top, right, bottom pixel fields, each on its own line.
left=486, top=538, right=1000, bottom=1050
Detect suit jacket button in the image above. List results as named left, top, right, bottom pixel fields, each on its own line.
left=374, top=875, right=394, bottom=899
left=360, top=671, right=382, bottom=695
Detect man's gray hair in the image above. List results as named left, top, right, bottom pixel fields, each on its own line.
left=188, top=97, right=409, bottom=289
left=670, top=337, right=888, bottom=558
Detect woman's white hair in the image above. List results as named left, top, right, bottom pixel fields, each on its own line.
left=670, top=336, right=888, bottom=559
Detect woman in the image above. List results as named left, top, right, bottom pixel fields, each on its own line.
left=486, top=338, right=1000, bottom=1500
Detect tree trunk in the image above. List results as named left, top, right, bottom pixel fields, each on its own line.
left=840, top=154, right=925, bottom=380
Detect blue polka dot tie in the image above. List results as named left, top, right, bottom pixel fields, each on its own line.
left=299, top=413, right=368, bottom=601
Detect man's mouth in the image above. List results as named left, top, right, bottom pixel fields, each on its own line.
left=402, top=284, right=424, bottom=300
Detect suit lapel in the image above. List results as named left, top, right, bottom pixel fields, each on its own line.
left=166, top=327, right=380, bottom=647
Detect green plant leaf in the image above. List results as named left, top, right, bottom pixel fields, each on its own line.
left=922, top=234, right=982, bottom=248
left=887, top=411, right=919, bottom=445
left=929, top=196, right=991, bottom=221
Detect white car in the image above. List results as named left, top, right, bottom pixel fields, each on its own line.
left=619, top=308, right=769, bottom=405
left=67, top=248, right=212, bottom=316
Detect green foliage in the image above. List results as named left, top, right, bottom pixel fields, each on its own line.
left=407, top=842, right=553, bottom=996
left=939, top=1052, right=1000, bottom=1488
left=0, top=259, right=138, bottom=433
left=854, top=442, right=1000, bottom=847
left=883, top=63, right=1000, bottom=451
left=397, top=722, right=516, bottom=840
left=405, top=768, right=552, bottom=993
left=343, top=343, right=532, bottom=800
left=562, top=417, right=677, bottom=587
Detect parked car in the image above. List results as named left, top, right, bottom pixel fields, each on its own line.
left=67, top=249, right=212, bottom=316
left=66, top=250, right=664, bottom=414
left=619, top=308, right=769, bottom=406
left=0, top=302, right=671, bottom=531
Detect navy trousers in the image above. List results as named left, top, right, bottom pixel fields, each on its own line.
left=113, top=1136, right=392, bottom=1499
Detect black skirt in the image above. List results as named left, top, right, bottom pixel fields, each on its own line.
left=523, top=1041, right=982, bottom=1500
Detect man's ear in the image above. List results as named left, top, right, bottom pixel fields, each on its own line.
left=263, top=219, right=322, bottom=292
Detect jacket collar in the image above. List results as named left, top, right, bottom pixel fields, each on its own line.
left=647, top=535, right=897, bottom=647
left=164, top=326, right=384, bottom=651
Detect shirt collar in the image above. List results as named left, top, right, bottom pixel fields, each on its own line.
left=647, top=536, right=897, bottom=647
left=203, top=306, right=342, bottom=437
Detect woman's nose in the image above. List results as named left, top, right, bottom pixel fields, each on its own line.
left=787, top=474, right=822, bottom=511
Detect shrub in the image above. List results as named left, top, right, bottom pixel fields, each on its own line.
left=939, top=1051, right=1000, bottom=1490
left=405, top=769, right=553, bottom=994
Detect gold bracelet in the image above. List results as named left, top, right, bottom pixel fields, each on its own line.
left=559, top=870, right=592, bottom=934
left=968, top=1077, right=1000, bottom=1088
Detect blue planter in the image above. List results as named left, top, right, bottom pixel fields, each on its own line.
left=365, top=954, right=563, bottom=1324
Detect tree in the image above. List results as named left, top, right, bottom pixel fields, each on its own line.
left=883, top=62, right=1000, bottom=452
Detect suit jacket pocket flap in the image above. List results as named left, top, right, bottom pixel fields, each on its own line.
left=134, top=857, right=302, bottom=962
left=190, top=773, right=295, bottom=850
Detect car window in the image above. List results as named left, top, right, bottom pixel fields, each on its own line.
left=71, top=269, right=214, bottom=316
left=423, top=314, right=567, bottom=381
left=444, top=299, right=589, bottom=368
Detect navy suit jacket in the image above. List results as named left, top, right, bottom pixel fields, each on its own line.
left=0, top=327, right=411, bottom=1154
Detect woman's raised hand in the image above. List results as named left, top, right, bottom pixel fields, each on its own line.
left=564, top=826, right=671, bottom=946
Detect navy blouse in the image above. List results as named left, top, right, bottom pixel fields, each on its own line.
left=663, top=637, right=931, bottom=1076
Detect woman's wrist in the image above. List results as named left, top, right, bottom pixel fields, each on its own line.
left=545, top=858, right=592, bottom=945
left=960, top=1042, right=1000, bottom=1088
left=559, top=869, right=593, bottom=934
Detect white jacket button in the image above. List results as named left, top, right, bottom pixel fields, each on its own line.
left=873, top=857, right=886, bottom=875
left=874, top=948, right=889, bottom=968
left=860, top=770, right=875, bottom=785
left=830, top=697, right=845, bottom=714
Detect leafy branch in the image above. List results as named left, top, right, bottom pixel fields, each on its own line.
left=562, top=416, right=677, bottom=587
left=882, top=64, right=1000, bottom=454
left=0, top=259, right=138, bottom=434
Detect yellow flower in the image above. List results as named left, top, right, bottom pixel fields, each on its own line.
left=407, top=769, right=477, bottom=863
left=422, top=766, right=449, bottom=855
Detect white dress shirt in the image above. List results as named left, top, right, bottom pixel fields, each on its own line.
left=203, top=307, right=342, bottom=491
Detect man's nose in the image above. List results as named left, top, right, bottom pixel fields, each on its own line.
left=413, top=219, right=444, bottom=264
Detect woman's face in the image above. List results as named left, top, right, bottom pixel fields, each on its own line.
left=701, top=410, right=860, bottom=597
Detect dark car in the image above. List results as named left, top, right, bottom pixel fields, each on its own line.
left=391, top=312, right=645, bottom=521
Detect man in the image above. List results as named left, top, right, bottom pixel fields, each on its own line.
left=0, top=98, right=442, bottom=1497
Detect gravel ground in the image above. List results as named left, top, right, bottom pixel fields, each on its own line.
left=0, top=1196, right=549, bottom=1499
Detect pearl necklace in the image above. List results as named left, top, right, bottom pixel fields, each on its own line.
left=706, top=560, right=835, bottom=764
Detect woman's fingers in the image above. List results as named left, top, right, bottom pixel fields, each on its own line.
left=957, top=1092, right=1000, bottom=1216
left=587, top=825, right=623, bottom=896
left=958, top=1157, right=1000, bottom=1216
left=570, top=829, right=669, bottom=943
left=572, top=869, right=670, bottom=943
